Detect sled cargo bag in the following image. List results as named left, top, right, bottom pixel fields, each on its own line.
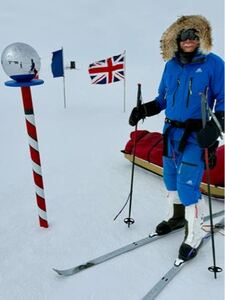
left=123, top=130, right=224, bottom=198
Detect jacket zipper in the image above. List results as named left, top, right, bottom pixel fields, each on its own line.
left=186, top=78, right=193, bottom=107
left=172, top=79, right=180, bottom=106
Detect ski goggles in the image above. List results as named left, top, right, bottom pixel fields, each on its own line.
left=178, top=29, right=199, bottom=42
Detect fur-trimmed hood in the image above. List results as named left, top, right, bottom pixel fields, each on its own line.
left=160, top=15, right=212, bottom=61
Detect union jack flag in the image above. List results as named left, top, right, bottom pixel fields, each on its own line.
left=88, top=53, right=125, bottom=84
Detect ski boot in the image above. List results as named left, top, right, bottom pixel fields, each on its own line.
left=156, top=191, right=186, bottom=235
left=178, top=199, right=205, bottom=261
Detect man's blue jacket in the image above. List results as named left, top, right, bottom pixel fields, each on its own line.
left=155, top=51, right=224, bottom=142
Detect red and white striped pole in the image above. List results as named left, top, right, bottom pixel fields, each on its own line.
left=1, top=42, right=49, bottom=229
left=21, top=87, right=48, bottom=228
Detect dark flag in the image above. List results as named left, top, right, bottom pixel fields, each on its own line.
left=51, top=49, right=64, bottom=77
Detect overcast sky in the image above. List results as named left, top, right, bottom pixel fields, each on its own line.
left=0, top=0, right=224, bottom=115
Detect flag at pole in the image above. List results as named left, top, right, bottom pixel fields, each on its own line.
left=123, top=50, right=126, bottom=112
left=51, top=49, right=64, bottom=78
left=51, top=48, right=67, bottom=108
left=88, top=53, right=125, bottom=84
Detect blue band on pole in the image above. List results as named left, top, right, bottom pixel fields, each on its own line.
left=5, top=79, right=44, bottom=87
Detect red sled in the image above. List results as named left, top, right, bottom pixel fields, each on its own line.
left=123, top=130, right=224, bottom=199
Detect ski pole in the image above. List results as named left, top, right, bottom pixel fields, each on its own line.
left=124, top=83, right=143, bottom=227
left=114, top=83, right=143, bottom=226
left=200, top=92, right=222, bottom=278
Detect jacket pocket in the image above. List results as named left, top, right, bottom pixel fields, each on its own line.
left=178, top=161, right=199, bottom=187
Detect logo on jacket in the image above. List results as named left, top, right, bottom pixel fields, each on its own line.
left=195, top=68, right=203, bottom=73
left=186, top=180, right=193, bottom=185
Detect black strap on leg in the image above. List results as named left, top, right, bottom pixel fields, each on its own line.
left=163, top=126, right=172, bottom=156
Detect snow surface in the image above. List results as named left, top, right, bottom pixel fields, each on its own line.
left=0, top=1, right=224, bottom=299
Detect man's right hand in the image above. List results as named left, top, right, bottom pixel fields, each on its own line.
left=128, top=100, right=161, bottom=126
left=129, top=105, right=146, bottom=126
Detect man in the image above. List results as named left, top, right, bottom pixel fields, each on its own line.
left=129, top=15, right=224, bottom=261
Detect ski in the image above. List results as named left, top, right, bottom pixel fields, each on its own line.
left=142, top=217, right=224, bottom=300
left=53, top=231, right=175, bottom=276
left=53, top=210, right=224, bottom=276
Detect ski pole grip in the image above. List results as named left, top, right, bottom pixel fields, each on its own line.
left=137, top=83, right=142, bottom=109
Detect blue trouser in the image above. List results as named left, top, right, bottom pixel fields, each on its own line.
left=163, top=139, right=204, bottom=206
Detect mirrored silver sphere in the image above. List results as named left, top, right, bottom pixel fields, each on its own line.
left=1, top=42, right=41, bottom=82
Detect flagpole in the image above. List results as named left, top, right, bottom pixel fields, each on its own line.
left=62, top=47, right=67, bottom=108
left=123, top=50, right=126, bottom=113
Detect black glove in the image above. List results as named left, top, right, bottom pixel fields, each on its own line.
left=129, top=100, right=160, bottom=126
left=197, top=111, right=224, bottom=148
left=129, top=105, right=146, bottom=126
